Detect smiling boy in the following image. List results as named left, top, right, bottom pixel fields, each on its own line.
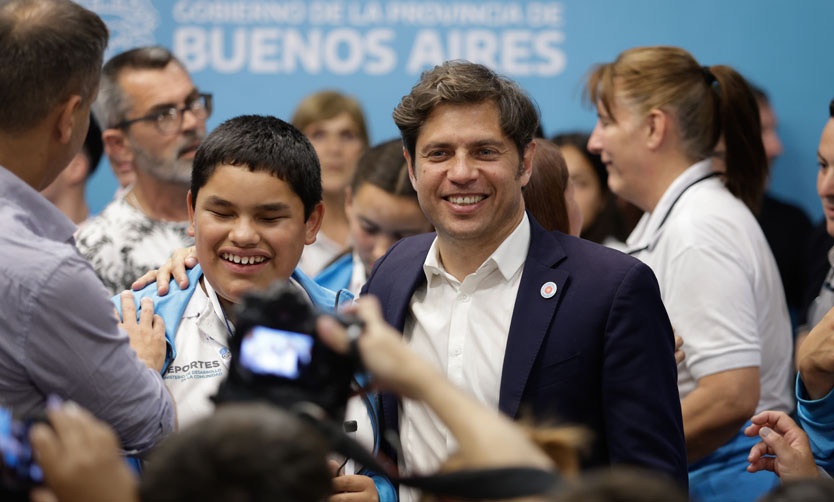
left=118, top=114, right=394, bottom=501
left=113, top=114, right=348, bottom=426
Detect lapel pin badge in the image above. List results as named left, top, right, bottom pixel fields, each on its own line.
left=540, top=281, right=557, bottom=299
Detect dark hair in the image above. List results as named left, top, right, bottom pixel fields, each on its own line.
left=140, top=403, right=332, bottom=502
left=94, top=46, right=182, bottom=129
left=758, top=478, right=834, bottom=502
left=552, top=132, right=607, bottom=194
left=191, top=115, right=322, bottom=220
left=523, top=138, right=571, bottom=234
left=291, top=89, right=370, bottom=147
left=829, top=98, right=834, bottom=119
left=585, top=46, right=766, bottom=212
left=0, top=0, right=108, bottom=133
left=393, top=60, right=540, bottom=162
left=83, top=114, right=104, bottom=179
left=551, top=132, right=629, bottom=243
left=551, top=467, right=688, bottom=502
left=350, top=138, right=415, bottom=199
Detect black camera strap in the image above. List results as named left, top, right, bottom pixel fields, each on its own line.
left=304, top=411, right=562, bottom=499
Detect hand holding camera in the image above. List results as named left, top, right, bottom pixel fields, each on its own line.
left=215, top=281, right=365, bottom=423
left=316, top=297, right=443, bottom=401
left=1, top=399, right=138, bottom=502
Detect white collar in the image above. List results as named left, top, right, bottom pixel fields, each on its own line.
left=199, top=276, right=314, bottom=335
left=627, top=160, right=717, bottom=254
left=423, top=212, right=530, bottom=283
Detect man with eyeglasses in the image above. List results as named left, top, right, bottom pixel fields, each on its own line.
left=76, top=46, right=211, bottom=295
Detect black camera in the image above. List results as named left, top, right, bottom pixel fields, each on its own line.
left=0, top=406, right=43, bottom=499
left=213, top=280, right=362, bottom=422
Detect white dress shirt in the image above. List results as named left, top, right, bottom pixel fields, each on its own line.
left=399, top=213, right=530, bottom=491
left=626, top=160, right=793, bottom=414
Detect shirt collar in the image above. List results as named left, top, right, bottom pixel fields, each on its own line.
left=627, top=159, right=714, bottom=250
left=0, top=164, right=77, bottom=243
left=204, top=277, right=233, bottom=331
left=423, top=212, right=530, bottom=283
left=350, top=251, right=367, bottom=296
left=199, top=275, right=315, bottom=329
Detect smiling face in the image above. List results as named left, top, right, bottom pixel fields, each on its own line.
left=817, top=119, right=834, bottom=236
left=188, top=164, right=323, bottom=309
left=587, top=95, right=651, bottom=210
left=303, top=112, right=366, bottom=196
left=119, top=62, right=206, bottom=184
left=406, top=101, right=533, bottom=254
left=346, top=182, right=433, bottom=275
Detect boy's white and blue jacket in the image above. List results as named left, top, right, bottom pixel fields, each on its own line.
left=112, top=265, right=396, bottom=501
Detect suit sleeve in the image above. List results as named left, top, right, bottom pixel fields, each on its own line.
left=602, top=261, right=688, bottom=487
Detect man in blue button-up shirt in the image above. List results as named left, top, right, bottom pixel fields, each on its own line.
left=0, top=0, right=175, bottom=455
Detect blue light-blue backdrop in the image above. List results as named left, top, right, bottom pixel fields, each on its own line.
left=80, top=0, right=834, bottom=222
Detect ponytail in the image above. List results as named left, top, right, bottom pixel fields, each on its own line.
left=709, top=65, right=767, bottom=213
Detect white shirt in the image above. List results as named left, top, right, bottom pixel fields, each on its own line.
left=299, top=231, right=345, bottom=277
left=400, top=213, right=530, bottom=487
left=350, top=251, right=367, bottom=297
left=163, top=280, right=232, bottom=429
left=74, top=195, right=193, bottom=295
left=626, top=160, right=793, bottom=414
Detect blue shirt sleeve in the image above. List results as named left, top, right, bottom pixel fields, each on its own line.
left=796, top=372, right=834, bottom=474
left=370, top=472, right=397, bottom=502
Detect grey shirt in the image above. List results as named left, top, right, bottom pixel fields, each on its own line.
left=805, top=247, right=834, bottom=332
left=0, top=165, right=175, bottom=453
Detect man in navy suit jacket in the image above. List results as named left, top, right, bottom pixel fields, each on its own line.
left=361, top=61, right=687, bottom=494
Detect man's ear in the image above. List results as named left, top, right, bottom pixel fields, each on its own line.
left=646, top=108, right=669, bottom=151
left=519, top=140, right=536, bottom=187
left=55, top=95, right=83, bottom=145
left=186, top=190, right=196, bottom=237
left=404, top=147, right=417, bottom=189
left=304, top=202, right=325, bottom=245
left=102, top=128, right=133, bottom=164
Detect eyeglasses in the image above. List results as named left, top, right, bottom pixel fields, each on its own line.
left=115, top=93, right=213, bottom=135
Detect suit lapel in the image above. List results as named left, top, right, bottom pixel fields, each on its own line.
left=373, top=234, right=433, bottom=445
left=499, top=218, right=569, bottom=418
left=376, top=234, right=432, bottom=331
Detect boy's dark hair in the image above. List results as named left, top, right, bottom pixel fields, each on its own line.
left=191, top=115, right=322, bottom=219
left=758, top=478, right=834, bottom=502
left=140, top=403, right=332, bottom=502
left=350, top=138, right=415, bottom=198
left=551, top=466, right=688, bottom=502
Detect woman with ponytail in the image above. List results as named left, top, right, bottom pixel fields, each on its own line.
left=585, top=46, right=792, bottom=502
